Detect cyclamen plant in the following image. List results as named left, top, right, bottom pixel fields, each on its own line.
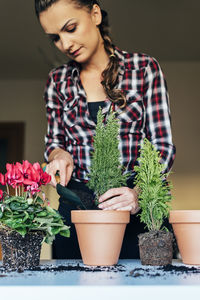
left=0, top=160, right=70, bottom=244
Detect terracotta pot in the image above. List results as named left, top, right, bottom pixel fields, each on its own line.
left=169, top=210, right=200, bottom=265
left=71, top=210, right=130, bottom=266
left=0, top=229, right=44, bottom=271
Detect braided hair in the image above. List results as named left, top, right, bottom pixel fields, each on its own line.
left=35, top=0, right=126, bottom=107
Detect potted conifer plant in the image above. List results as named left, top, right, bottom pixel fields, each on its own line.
left=134, top=139, right=173, bottom=266
left=0, top=161, right=70, bottom=271
left=71, top=108, right=130, bottom=266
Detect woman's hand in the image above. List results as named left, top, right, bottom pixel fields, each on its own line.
left=98, top=187, right=140, bottom=215
left=46, top=148, right=74, bottom=187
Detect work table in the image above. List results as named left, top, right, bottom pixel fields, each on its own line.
left=0, top=259, right=200, bottom=300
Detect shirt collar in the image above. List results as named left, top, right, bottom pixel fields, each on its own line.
left=114, top=47, right=125, bottom=76
left=65, top=60, right=80, bottom=81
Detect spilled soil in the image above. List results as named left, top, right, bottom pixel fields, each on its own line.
left=127, top=264, right=200, bottom=278
left=0, top=263, right=126, bottom=274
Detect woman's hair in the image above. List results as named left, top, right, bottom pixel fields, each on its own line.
left=35, top=0, right=126, bottom=107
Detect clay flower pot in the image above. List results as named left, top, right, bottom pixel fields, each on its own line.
left=0, top=229, right=44, bottom=271
left=71, top=210, right=130, bottom=266
left=170, top=210, right=200, bottom=265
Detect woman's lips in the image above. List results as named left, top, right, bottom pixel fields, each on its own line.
left=71, top=47, right=82, bottom=57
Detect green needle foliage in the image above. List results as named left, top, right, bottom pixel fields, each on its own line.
left=134, top=138, right=172, bottom=231
left=87, top=108, right=128, bottom=205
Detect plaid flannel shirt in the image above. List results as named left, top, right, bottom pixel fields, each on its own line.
left=44, top=47, right=176, bottom=183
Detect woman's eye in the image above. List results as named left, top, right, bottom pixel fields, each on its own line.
left=66, top=25, right=76, bottom=33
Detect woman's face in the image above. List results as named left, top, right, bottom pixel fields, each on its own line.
left=39, top=0, right=104, bottom=63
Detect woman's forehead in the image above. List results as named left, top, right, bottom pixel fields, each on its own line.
left=39, top=0, right=90, bottom=33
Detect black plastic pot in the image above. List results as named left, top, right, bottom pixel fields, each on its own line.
left=0, top=229, right=44, bottom=271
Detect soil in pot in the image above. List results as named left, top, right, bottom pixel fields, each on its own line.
left=138, top=231, right=173, bottom=266
left=0, top=229, right=44, bottom=271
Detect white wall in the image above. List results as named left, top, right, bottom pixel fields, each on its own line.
left=0, top=79, right=47, bottom=164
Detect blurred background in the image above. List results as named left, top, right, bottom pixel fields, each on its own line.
left=0, top=0, right=200, bottom=257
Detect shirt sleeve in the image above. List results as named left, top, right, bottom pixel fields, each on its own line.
left=143, top=57, right=176, bottom=173
left=43, top=72, right=66, bottom=162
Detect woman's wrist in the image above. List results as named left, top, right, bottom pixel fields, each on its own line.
left=48, top=148, right=69, bottom=162
left=130, top=187, right=140, bottom=215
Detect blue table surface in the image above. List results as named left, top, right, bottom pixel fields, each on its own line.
left=0, top=259, right=200, bottom=286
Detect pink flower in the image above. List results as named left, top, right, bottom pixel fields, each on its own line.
left=22, top=161, right=41, bottom=186
left=5, top=163, right=24, bottom=188
left=0, top=190, right=3, bottom=200
left=22, top=160, right=31, bottom=174
left=40, top=171, right=51, bottom=186
left=3, top=160, right=50, bottom=192
left=0, top=173, right=5, bottom=185
left=32, top=162, right=41, bottom=172
left=15, top=162, right=23, bottom=173
left=25, top=182, right=40, bottom=195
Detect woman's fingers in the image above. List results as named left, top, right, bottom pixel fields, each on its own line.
left=98, top=195, right=132, bottom=210
left=46, top=163, right=58, bottom=187
left=46, top=155, right=74, bottom=187
left=117, top=206, right=134, bottom=211
left=98, top=187, right=139, bottom=214
left=99, top=187, right=127, bottom=203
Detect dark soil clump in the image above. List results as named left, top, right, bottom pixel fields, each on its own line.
left=159, top=264, right=200, bottom=274
left=28, top=263, right=126, bottom=273
left=0, top=229, right=44, bottom=272
left=128, top=264, right=200, bottom=278
left=138, top=231, right=173, bottom=266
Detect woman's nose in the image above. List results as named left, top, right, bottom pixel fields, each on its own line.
left=60, top=34, right=73, bottom=52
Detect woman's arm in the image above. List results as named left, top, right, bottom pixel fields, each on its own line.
left=44, top=71, right=74, bottom=187
left=143, top=57, right=176, bottom=173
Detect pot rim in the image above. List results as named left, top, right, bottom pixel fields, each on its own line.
left=71, top=210, right=130, bottom=224
left=169, top=210, right=200, bottom=223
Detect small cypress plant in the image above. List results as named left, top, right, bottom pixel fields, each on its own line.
left=87, top=108, right=128, bottom=205
left=134, top=138, right=172, bottom=231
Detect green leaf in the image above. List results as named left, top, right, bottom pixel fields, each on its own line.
left=27, top=198, right=33, bottom=205
left=16, top=227, right=27, bottom=236
left=35, top=197, right=44, bottom=204
left=36, top=211, right=48, bottom=217
left=59, top=229, right=70, bottom=238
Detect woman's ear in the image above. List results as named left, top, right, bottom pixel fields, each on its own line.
left=91, top=4, right=102, bottom=26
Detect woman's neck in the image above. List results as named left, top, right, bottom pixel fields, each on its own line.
left=81, top=43, right=109, bottom=74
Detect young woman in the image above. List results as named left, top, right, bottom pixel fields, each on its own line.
left=35, top=0, right=176, bottom=259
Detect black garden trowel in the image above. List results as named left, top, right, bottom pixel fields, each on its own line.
left=42, top=163, right=97, bottom=210
left=56, top=183, right=86, bottom=209
left=56, top=183, right=99, bottom=210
